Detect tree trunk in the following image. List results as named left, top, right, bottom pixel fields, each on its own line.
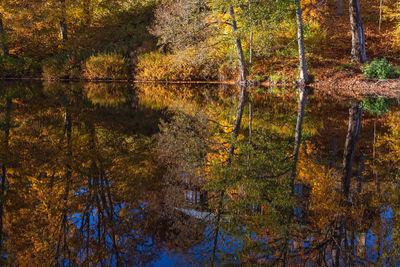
left=349, top=0, right=367, bottom=63
left=378, top=0, right=383, bottom=32
left=342, top=101, right=363, bottom=199
left=228, top=7, right=247, bottom=82
left=295, top=0, right=309, bottom=84
left=0, top=13, right=8, bottom=56
left=337, top=0, right=344, bottom=15
left=60, top=0, right=68, bottom=42
left=249, top=1, right=253, bottom=68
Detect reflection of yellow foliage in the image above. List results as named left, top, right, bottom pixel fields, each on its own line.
left=377, top=111, right=400, bottom=170
left=85, top=83, right=128, bottom=107
left=297, top=142, right=341, bottom=227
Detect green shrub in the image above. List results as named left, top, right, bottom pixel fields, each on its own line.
left=362, top=97, right=393, bottom=116
left=361, top=58, right=398, bottom=79
left=0, top=56, right=39, bottom=77
left=83, top=52, right=129, bottom=80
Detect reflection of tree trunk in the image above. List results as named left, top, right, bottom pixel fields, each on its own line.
left=85, top=122, right=120, bottom=265
left=247, top=101, right=252, bottom=172
left=228, top=7, right=247, bottom=82
left=337, top=0, right=344, bottom=15
left=0, top=98, right=11, bottom=249
left=333, top=102, right=362, bottom=266
left=328, top=135, right=338, bottom=171
left=295, top=0, right=309, bottom=84
left=211, top=85, right=247, bottom=267
left=357, top=154, right=365, bottom=193
left=129, top=85, right=139, bottom=109
left=0, top=14, right=8, bottom=56
left=350, top=0, right=367, bottom=63
left=228, top=86, right=247, bottom=162
left=373, top=120, right=381, bottom=194
left=56, top=106, right=72, bottom=264
left=290, top=87, right=308, bottom=192
left=356, top=232, right=366, bottom=260
left=342, top=101, right=363, bottom=199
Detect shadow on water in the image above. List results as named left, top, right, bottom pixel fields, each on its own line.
left=0, top=81, right=398, bottom=266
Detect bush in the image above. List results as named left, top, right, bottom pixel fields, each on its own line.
left=136, top=51, right=235, bottom=81
left=83, top=52, right=129, bottom=80
left=0, top=56, right=40, bottom=77
left=362, top=98, right=393, bottom=116
left=361, top=58, right=398, bottom=79
left=42, top=52, right=87, bottom=80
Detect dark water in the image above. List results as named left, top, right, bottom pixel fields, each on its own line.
left=0, top=81, right=398, bottom=266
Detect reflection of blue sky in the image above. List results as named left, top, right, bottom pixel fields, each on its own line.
left=68, top=202, right=399, bottom=266
left=150, top=224, right=243, bottom=266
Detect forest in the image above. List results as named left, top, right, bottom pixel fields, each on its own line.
left=0, top=0, right=399, bottom=266
left=0, top=0, right=398, bottom=87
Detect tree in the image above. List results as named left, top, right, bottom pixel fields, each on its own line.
left=291, top=0, right=310, bottom=192
left=349, top=0, right=367, bottom=63
left=0, top=12, right=7, bottom=56
left=59, top=0, right=68, bottom=41
left=295, top=0, right=309, bottom=84
left=228, top=6, right=247, bottom=82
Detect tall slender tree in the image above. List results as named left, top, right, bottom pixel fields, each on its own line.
left=295, top=0, right=309, bottom=85
left=59, top=0, right=68, bottom=41
left=0, top=13, right=7, bottom=56
left=349, top=0, right=367, bottom=62
left=291, top=0, right=310, bottom=189
left=228, top=6, right=247, bottom=82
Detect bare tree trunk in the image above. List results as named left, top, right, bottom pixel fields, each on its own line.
left=349, top=0, right=367, bottom=63
left=60, top=0, right=68, bottom=42
left=0, top=14, right=8, bottom=56
left=337, top=0, right=344, bottom=15
left=248, top=1, right=253, bottom=68
left=295, top=0, right=309, bottom=84
left=342, top=101, right=363, bottom=199
left=229, top=7, right=247, bottom=83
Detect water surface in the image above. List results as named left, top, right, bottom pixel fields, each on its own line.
left=0, top=81, right=398, bottom=266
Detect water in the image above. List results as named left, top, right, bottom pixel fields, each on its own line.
left=0, top=81, right=398, bottom=266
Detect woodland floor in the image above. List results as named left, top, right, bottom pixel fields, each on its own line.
left=259, top=0, right=400, bottom=99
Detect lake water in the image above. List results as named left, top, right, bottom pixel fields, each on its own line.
left=0, top=81, right=398, bottom=266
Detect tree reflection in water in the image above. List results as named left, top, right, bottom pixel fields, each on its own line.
left=0, top=81, right=398, bottom=266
